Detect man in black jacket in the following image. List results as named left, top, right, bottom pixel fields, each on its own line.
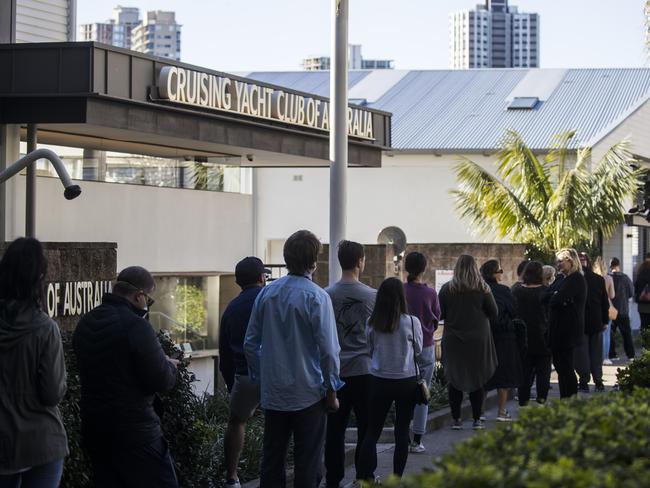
left=73, top=266, right=179, bottom=487
left=574, top=253, right=609, bottom=392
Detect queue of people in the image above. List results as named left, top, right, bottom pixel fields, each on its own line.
left=0, top=233, right=644, bottom=487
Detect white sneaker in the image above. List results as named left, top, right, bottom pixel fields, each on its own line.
left=226, top=480, right=241, bottom=488
left=409, top=442, right=426, bottom=453
left=603, top=358, right=613, bottom=366
left=496, top=411, right=513, bottom=422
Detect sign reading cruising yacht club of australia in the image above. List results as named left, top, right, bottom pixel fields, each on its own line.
left=158, top=66, right=375, bottom=140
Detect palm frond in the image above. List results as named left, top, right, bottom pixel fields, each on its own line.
left=589, top=139, right=640, bottom=238
left=452, top=157, right=543, bottom=241
left=497, top=130, right=552, bottom=219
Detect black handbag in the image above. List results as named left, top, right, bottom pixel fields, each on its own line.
left=410, top=316, right=431, bottom=405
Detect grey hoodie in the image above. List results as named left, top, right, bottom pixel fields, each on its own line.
left=0, top=300, right=68, bottom=472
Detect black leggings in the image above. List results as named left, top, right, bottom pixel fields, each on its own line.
left=552, top=347, right=577, bottom=398
left=448, top=384, right=483, bottom=421
left=357, top=376, right=416, bottom=480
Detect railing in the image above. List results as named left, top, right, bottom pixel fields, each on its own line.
left=148, top=310, right=207, bottom=351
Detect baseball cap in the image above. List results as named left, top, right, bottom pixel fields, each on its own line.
left=235, top=257, right=270, bottom=287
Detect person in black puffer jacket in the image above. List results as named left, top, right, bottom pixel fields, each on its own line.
left=481, top=259, right=524, bottom=423
left=549, top=249, right=587, bottom=399
left=573, top=252, right=609, bottom=392
left=73, top=266, right=178, bottom=488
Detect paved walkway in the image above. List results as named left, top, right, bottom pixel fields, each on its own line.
left=338, top=360, right=626, bottom=485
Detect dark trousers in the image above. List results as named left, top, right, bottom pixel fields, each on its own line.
left=552, top=347, right=577, bottom=398
left=574, top=333, right=603, bottom=386
left=640, top=312, right=650, bottom=331
left=357, top=376, right=416, bottom=480
left=610, top=315, right=636, bottom=359
left=324, top=374, right=371, bottom=486
left=87, top=437, right=178, bottom=488
left=518, top=353, right=552, bottom=405
left=261, top=399, right=326, bottom=488
left=448, top=384, right=483, bottom=421
left=0, top=459, right=64, bottom=488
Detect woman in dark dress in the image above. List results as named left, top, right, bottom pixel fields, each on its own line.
left=512, top=261, right=552, bottom=405
left=633, top=253, right=650, bottom=331
left=439, top=254, right=497, bottom=430
left=549, top=248, right=587, bottom=399
left=481, top=259, right=523, bottom=422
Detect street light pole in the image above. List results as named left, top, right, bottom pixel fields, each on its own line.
left=329, top=0, right=348, bottom=285
left=26, top=123, right=37, bottom=237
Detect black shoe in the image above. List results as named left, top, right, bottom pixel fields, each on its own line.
left=595, top=383, right=605, bottom=392
left=578, top=384, right=590, bottom=393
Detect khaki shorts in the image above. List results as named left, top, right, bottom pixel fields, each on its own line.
left=230, top=374, right=261, bottom=420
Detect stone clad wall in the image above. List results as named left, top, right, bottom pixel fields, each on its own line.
left=313, top=242, right=527, bottom=289
left=0, top=241, right=117, bottom=330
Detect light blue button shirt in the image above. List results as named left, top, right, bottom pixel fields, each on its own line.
left=244, top=274, right=344, bottom=411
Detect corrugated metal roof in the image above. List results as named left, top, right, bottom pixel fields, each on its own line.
left=246, top=68, right=650, bottom=151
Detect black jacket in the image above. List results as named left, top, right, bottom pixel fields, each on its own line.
left=549, top=272, right=587, bottom=349
left=610, top=271, right=633, bottom=316
left=73, top=294, right=177, bottom=448
left=582, top=268, right=609, bottom=335
left=512, top=285, right=551, bottom=356
left=218, top=286, right=262, bottom=392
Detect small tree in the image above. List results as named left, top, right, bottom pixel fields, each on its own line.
left=453, top=131, right=640, bottom=258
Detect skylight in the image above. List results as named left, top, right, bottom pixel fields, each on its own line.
left=507, top=96, right=539, bottom=110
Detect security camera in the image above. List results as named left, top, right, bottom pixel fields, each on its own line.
left=246, top=154, right=254, bottom=162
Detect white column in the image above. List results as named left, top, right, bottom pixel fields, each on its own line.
left=329, top=0, right=348, bottom=285
left=0, top=124, right=20, bottom=242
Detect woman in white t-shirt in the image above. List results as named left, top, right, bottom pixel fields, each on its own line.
left=357, top=277, right=423, bottom=482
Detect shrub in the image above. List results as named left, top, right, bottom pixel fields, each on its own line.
left=383, top=390, right=650, bottom=487
left=640, top=328, right=650, bottom=350
left=59, top=331, right=93, bottom=488
left=616, top=349, right=650, bottom=392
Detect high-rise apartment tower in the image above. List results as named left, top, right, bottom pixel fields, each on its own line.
left=450, top=0, right=539, bottom=69
left=131, top=10, right=181, bottom=60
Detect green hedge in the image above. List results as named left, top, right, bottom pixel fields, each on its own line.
left=59, top=330, right=264, bottom=487
left=385, top=389, right=650, bottom=487
left=617, top=349, right=650, bottom=393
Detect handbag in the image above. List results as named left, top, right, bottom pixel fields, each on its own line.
left=639, top=284, right=650, bottom=303
left=608, top=299, right=618, bottom=321
left=410, top=316, right=431, bottom=405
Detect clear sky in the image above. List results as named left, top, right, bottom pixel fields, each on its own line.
left=77, top=0, right=649, bottom=72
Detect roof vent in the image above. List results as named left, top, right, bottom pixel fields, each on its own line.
left=507, top=96, right=539, bottom=110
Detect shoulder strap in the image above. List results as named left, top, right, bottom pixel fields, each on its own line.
left=410, top=315, right=421, bottom=380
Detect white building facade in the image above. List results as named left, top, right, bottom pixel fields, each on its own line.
left=0, top=0, right=76, bottom=43
left=450, top=0, right=539, bottom=69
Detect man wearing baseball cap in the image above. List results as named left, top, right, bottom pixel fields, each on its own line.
left=219, top=257, right=269, bottom=488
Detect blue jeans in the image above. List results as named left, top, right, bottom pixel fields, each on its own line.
left=411, top=345, right=436, bottom=435
left=0, top=459, right=64, bottom=488
left=602, top=322, right=611, bottom=362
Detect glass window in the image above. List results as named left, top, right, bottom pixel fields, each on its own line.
left=20, top=144, right=252, bottom=195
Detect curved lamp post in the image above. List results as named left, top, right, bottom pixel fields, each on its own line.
left=0, top=148, right=82, bottom=237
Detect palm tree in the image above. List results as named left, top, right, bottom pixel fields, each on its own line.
left=452, top=131, right=640, bottom=258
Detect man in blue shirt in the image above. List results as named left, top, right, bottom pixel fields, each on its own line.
left=219, top=256, right=268, bottom=488
left=244, top=230, right=343, bottom=488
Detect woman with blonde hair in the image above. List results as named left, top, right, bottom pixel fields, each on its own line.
left=439, top=255, right=497, bottom=430
left=549, top=248, right=587, bottom=398
left=593, top=257, right=616, bottom=366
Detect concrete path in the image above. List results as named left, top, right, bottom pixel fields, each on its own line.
left=337, top=361, right=626, bottom=485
